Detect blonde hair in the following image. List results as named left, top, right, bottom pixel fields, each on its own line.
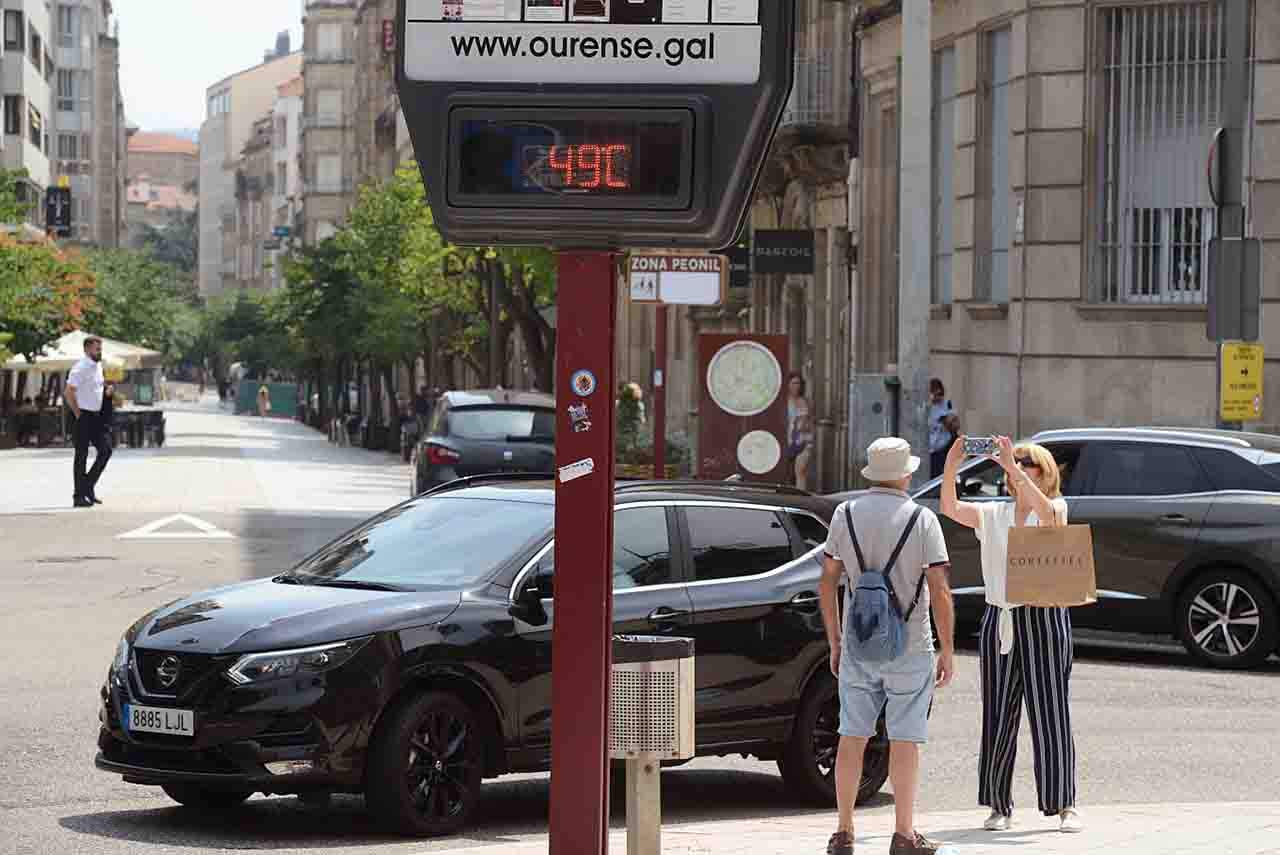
left=1009, top=442, right=1062, bottom=499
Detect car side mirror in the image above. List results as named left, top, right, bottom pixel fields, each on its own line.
left=510, top=575, right=551, bottom=625
left=534, top=572, right=554, bottom=600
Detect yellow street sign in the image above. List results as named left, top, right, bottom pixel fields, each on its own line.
left=1220, top=341, right=1264, bottom=422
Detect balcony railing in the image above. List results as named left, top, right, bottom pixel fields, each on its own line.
left=780, top=51, right=850, bottom=135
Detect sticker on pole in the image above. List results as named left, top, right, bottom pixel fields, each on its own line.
left=558, top=457, right=596, bottom=483
left=404, top=0, right=762, bottom=85
left=629, top=252, right=726, bottom=306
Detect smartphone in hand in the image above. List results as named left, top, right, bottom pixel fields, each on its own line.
left=963, top=436, right=998, bottom=457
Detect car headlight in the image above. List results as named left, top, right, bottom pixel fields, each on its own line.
left=225, top=637, right=371, bottom=685
left=110, top=636, right=130, bottom=680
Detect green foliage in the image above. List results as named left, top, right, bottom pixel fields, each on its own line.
left=138, top=209, right=198, bottom=274
left=84, top=248, right=200, bottom=363
left=0, top=235, right=97, bottom=362
left=0, top=168, right=36, bottom=226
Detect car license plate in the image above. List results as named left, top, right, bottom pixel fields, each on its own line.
left=124, top=704, right=195, bottom=736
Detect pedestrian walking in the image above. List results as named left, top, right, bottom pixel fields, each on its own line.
left=927, top=379, right=959, bottom=479
left=65, top=335, right=112, bottom=508
left=939, top=435, right=1083, bottom=834
left=787, top=372, right=815, bottom=490
left=820, top=437, right=956, bottom=855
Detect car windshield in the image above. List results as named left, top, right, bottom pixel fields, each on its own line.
left=287, top=496, right=552, bottom=590
left=450, top=406, right=555, bottom=440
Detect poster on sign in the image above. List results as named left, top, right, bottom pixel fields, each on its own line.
left=404, top=0, right=763, bottom=84
left=569, top=0, right=609, bottom=22
left=524, top=0, right=566, bottom=21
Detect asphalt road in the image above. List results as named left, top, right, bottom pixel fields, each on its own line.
left=2, top=399, right=1278, bottom=855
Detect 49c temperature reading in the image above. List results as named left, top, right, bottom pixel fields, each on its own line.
left=525, top=143, right=633, bottom=192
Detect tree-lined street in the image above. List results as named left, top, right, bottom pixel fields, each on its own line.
left=1, top=397, right=1277, bottom=854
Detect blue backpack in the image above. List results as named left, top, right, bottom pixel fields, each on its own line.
left=843, top=504, right=928, bottom=664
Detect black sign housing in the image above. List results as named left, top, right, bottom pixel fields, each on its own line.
left=45, top=187, right=72, bottom=237
left=396, top=1, right=796, bottom=250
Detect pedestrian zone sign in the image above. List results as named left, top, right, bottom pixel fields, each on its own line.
left=628, top=251, right=725, bottom=306
left=1220, top=341, right=1264, bottom=422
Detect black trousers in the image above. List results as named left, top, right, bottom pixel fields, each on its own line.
left=74, top=410, right=112, bottom=499
left=978, top=604, right=1077, bottom=816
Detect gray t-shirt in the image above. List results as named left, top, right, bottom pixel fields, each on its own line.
left=824, top=488, right=950, bottom=654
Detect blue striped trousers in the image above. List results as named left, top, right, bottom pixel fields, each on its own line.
left=978, top=604, right=1077, bottom=816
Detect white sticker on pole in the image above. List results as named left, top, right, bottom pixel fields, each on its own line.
left=404, top=0, right=761, bottom=85
left=558, top=457, right=595, bottom=483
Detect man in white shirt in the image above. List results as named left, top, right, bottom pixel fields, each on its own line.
left=66, top=335, right=112, bottom=508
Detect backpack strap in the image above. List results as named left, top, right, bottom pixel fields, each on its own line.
left=883, top=506, right=924, bottom=576
left=881, top=506, right=926, bottom=621
left=843, top=502, right=866, bottom=574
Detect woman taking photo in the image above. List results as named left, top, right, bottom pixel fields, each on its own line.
left=940, top=436, right=1082, bottom=834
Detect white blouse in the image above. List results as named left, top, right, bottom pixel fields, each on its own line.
left=974, top=497, right=1069, bottom=654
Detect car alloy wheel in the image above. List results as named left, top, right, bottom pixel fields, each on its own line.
left=1178, top=570, right=1279, bottom=669
left=406, top=710, right=473, bottom=823
left=367, top=691, right=483, bottom=836
left=1188, top=581, right=1260, bottom=658
left=778, top=675, right=889, bottom=805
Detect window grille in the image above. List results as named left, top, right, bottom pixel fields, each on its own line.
left=1095, top=1, right=1227, bottom=304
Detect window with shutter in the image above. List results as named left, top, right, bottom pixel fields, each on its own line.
left=1095, top=1, right=1224, bottom=304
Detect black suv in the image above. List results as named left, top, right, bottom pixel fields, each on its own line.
left=410, top=390, right=556, bottom=496
left=836, top=427, right=1280, bottom=669
left=96, top=479, right=878, bottom=836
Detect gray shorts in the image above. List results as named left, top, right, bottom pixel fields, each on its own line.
left=838, top=650, right=935, bottom=744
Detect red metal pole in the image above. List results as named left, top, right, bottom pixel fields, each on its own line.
left=549, top=250, right=616, bottom=855
left=653, top=304, right=667, bottom=480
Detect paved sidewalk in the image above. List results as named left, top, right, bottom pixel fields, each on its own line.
left=0, top=393, right=408, bottom=516
left=434, top=802, right=1280, bottom=854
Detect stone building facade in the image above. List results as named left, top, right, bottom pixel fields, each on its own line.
left=227, top=115, right=274, bottom=291
left=126, top=132, right=198, bottom=187
left=857, top=0, right=1280, bottom=443
left=352, top=0, right=400, bottom=188
left=301, top=0, right=358, bottom=245
left=198, top=46, right=301, bottom=296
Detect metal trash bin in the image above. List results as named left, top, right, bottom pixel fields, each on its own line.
left=610, top=635, right=694, bottom=855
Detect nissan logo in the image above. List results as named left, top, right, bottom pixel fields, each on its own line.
left=156, top=656, right=182, bottom=689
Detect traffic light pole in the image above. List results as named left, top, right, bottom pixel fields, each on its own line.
left=549, top=250, right=617, bottom=855
left=1215, top=0, right=1249, bottom=429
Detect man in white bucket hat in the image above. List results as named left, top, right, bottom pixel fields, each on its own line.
left=819, top=437, right=956, bottom=855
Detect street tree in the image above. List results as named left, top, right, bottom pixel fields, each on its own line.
left=84, top=248, right=199, bottom=363
left=0, top=168, right=36, bottom=226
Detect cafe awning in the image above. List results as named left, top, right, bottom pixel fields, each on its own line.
left=2, top=331, right=162, bottom=373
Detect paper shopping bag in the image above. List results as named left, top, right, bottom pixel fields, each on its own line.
left=1006, top=524, right=1097, bottom=608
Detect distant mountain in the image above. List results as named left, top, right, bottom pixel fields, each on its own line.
left=147, top=128, right=199, bottom=143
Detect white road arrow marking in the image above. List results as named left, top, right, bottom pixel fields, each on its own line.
left=117, top=514, right=235, bottom=541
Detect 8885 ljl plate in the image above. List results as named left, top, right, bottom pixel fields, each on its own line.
left=124, top=704, right=194, bottom=736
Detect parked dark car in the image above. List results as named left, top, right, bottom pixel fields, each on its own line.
left=409, top=390, right=555, bottom=496
left=95, top=478, right=889, bottom=836
left=834, top=427, right=1280, bottom=669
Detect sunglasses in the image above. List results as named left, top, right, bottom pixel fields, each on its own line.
left=1015, top=457, right=1041, bottom=470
